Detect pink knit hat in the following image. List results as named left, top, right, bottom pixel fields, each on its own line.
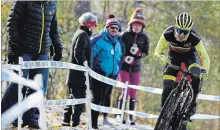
left=105, top=14, right=120, bottom=28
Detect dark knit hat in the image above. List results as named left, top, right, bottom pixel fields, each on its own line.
left=128, top=8, right=146, bottom=27
left=105, top=14, right=120, bottom=28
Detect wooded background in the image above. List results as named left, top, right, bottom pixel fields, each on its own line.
left=1, top=1, right=219, bottom=130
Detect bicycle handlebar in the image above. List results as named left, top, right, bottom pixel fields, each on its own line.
left=167, top=63, right=207, bottom=79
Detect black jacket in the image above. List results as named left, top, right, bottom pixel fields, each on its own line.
left=66, top=26, right=92, bottom=88
left=120, top=28, right=149, bottom=72
left=7, top=1, right=62, bottom=55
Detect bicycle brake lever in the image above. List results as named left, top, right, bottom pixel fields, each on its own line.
left=200, top=68, right=208, bottom=78
left=200, top=72, right=208, bottom=78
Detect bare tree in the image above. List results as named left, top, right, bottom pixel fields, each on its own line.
left=73, top=1, right=91, bottom=18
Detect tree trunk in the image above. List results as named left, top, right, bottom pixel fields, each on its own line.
left=73, top=1, right=91, bottom=18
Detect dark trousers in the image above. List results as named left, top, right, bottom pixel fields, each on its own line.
left=22, top=54, right=49, bottom=126
left=91, top=78, right=113, bottom=128
left=63, top=85, right=86, bottom=124
left=1, top=53, right=49, bottom=126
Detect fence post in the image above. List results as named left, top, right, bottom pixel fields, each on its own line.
left=120, top=81, right=128, bottom=124
left=84, top=61, right=92, bottom=130
left=37, top=74, right=47, bottom=129
left=18, top=57, right=23, bottom=129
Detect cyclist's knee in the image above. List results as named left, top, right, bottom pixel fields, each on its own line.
left=163, top=80, right=175, bottom=97
left=163, top=80, right=176, bottom=89
left=162, top=80, right=176, bottom=106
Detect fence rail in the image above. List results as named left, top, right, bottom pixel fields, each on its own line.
left=1, top=59, right=220, bottom=129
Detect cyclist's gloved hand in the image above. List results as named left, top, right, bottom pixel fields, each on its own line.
left=200, top=68, right=208, bottom=80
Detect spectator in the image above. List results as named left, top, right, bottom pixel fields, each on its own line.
left=90, top=14, right=125, bottom=129
left=62, top=12, right=97, bottom=128
left=116, top=8, right=149, bottom=125
left=1, top=1, right=63, bottom=128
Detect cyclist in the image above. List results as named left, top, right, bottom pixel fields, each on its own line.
left=155, top=12, right=210, bottom=129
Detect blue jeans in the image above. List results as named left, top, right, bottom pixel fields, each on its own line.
left=22, top=53, right=49, bottom=95
left=1, top=53, right=49, bottom=126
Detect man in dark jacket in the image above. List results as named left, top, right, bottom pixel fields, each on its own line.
left=116, top=8, right=149, bottom=125
left=62, top=12, right=97, bottom=128
left=1, top=1, right=63, bottom=128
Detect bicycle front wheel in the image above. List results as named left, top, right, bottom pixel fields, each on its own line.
left=173, top=86, right=193, bottom=130
left=154, top=88, right=181, bottom=130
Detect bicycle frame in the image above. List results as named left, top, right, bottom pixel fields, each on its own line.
left=154, top=64, right=201, bottom=130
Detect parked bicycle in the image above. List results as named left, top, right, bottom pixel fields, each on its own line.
left=154, top=63, right=207, bottom=130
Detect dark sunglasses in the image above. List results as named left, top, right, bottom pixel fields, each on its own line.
left=110, top=26, right=119, bottom=30
left=176, top=28, right=190, bottom=35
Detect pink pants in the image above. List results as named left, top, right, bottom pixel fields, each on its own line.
left=118, top=70, right=140, bottom=99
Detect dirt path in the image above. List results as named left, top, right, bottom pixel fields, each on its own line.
left=4, top=106, right=154, bottom=130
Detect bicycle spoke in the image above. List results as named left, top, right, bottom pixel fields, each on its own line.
left=155, top=88, right=181, bottom=130
left=173, top=87, right=193, bottom=130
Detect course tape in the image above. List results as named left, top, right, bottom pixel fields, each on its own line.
left=89, top=103, right=220, bottom=120
left=2, top=61, right=220, bottom=121
left=2, top=62, right=220, bottom=102
left=1, top=67, right=220, bottom=123
left=129, top=85, right=220, bottom=102
left=197, top=94, right=220, bottom=102
left=1, top=91, right=44, bottom=129
left=191, top=114, right=220, bottom=120
left=1, top=69, right=42, bottom=91
left=125, top=110, right=220, bottom=120
left=22, top=61, right=87, bottom=71
left=88, top=68, right=127, bottom=88
left=125, top=110, right=159, bottom=119
left=129, top=85, right=163, bottom=95
left=3, top=61, right=219, bottom=102
left=2, top=64, right=21, bottom=71
left=90, top=103, right=123, bottom=115
left=44, top=98, right=88, bottom=107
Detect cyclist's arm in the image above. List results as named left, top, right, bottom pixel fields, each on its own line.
left=155, top=34, right=169, bottom=64
left=195, top=40, right=210, bottom=74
